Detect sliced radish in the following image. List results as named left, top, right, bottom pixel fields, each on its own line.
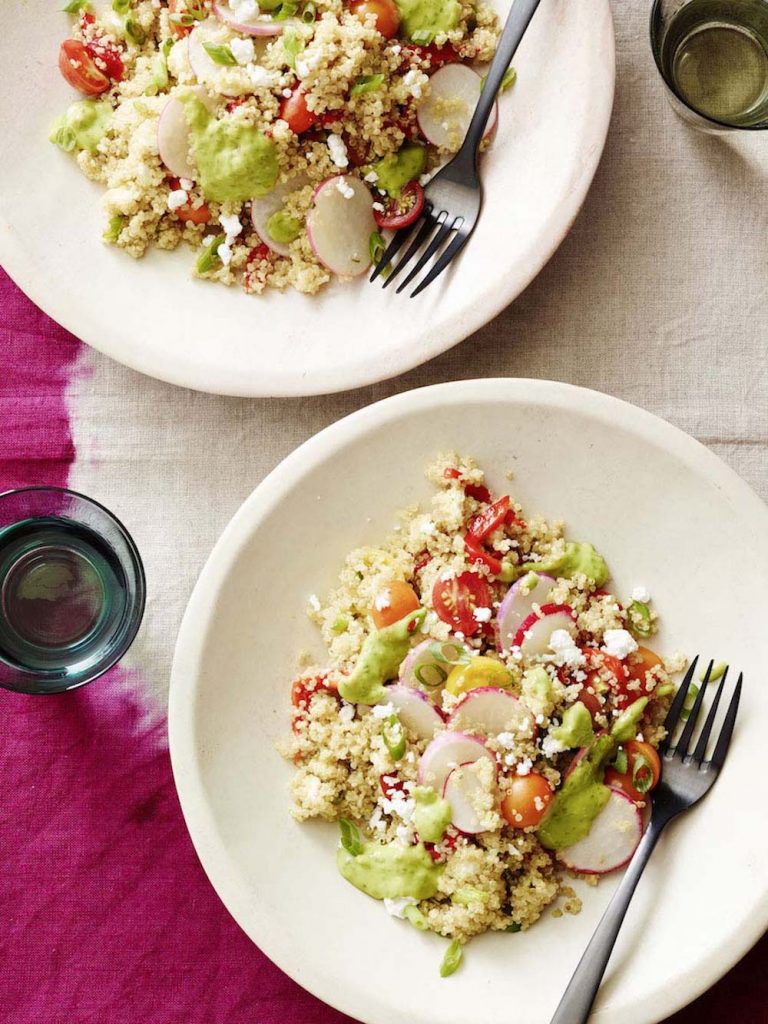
left=212, top=0, right=285, bottom=35
left=417, top=731, right=495, bottom=794
left=399, top=638, right=469, bottom=698
left=557, top=787, right=642, bottom=875
left=251, top=175, right=309, bottom=256
left=447, top=687, right=536, bottom=740
left=158, top=87, right=210, bottom=180
left=443, top=760, right=497, bottom=835
left=306, top=175, right=376, bottom=277
left=496, top=572, right=555, bottom=652
left=382, top=685, right=444, bottom=741
left=416, top=64, right=498, bottom=152
left=511, top=603, right=577, bottom=657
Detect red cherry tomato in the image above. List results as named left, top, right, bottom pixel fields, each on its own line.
left=463, top=532, right=502, bottom=577
left=168, top=0, right=195, bottom=38
left=379, top=774, right=406, bottom=799
left=464, top=483, right=492, bottom=502
left=425, top=831, right=457, bottom=861
left=58, top=39, right=111, bottom=96
left=373, top=180, right=425, bottom=230
left=432, top=570, right=493, bottom=637
left=625, top=646, right=664, bottom=698
left=167, top=178, right=212, bottom=224
left=500, top=773, right=554, bottom=829
left=403, top=42, right=457, bottom=68
left=291, top=673, right=338, bottom=710
left=86, top=38, right=124, bottom=82
left=468, top=496, right=510, bottom=542
left=582, top=647, right=633, bottom=709
left=279, top=87, right=319, bottom=134
left=349, top=0, right=400, bottom=38
left=605, top=740, right=662, bottom=802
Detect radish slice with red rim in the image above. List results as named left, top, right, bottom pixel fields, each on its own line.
left=443, top=760, right=498, bottom=835
left=306, top=175, right=376, bottom=277
left=382, top=685, right=444, bottom=740
left=251, top=175, right=309, bottom=256
left=556, top=787, right=643, bottom=874
left=511, top=603, right=577, bottom=657
left=496, top=572, right=555, bottom=651
left=416, top=64, right=498, bottom=152
left=418, top=730, right=495, bottom=794
left=212, top=0, right=286, bottom=36
left=447, top=686, right=537, bottom=740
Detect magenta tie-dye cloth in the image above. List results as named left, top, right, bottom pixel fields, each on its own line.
left=0, top=268, right=763, bottom=1024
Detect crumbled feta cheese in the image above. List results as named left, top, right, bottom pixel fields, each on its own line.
left=295, top=58, right=310, bottom=78
left=548, top=629, right=585, bottom=667
left=233, top=0, right=258, bottom=19
left=372, top=201, right=385, bottom=212
left=631, top=585, right=650, bottom=602
left=373, top=590, right=391, bottom=611
left=219, top=213, right=243, bottom=239
left=230, top=37, right=255, bottom=65
left=384, top=896, right=417, bottom=918
left=364, top=171, right=378, bottom=183
left=335, top=178, right=354, bottom=199
left=402, top=68, right=424, bottom=99
left=497, top=731, right=516, bottom=750
left=473, top=607, right=492, bottom=623
left=372, top=702, right=395, bottom=719
left=217, top=241, right=233, bottom=266
left=541, top=734, right=565, bottom=758
left=282, top=87, right=293, bottom=98
left=179, top=177, right=194, bottom=191
left=338, top=703, right=355, bottom=723
left=167, top=189, right=188, bottom=211
left=248, top=64, right=274, bottom=87
left=308, top=593, right=321, bottom=611
left=327, top=133, right=349, bottom=168
left=602, top=629, right=638, bottom=660
left=515, top=756, right=533, bottom=776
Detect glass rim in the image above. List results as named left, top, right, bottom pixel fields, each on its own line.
left=0, top=485, right=147, bottom=696
left=649, top=0, right=768, bottom=132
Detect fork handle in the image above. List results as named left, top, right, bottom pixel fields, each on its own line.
left=459, top=0, right=542, bottom=165
left=549, top=819, right=665, bottom=1024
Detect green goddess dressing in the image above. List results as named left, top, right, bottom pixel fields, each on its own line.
left=338, top=609, right=426, bottom=704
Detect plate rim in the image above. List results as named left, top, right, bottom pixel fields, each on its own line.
left=169, top=377, right=768, bottom=1024
left=0, top=4, right=615, bottom=397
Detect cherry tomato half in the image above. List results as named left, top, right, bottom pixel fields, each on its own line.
left=402, top=42, right=457, bottom=69
left=625, top=646, right=664, bottom=698
left=605, top=740, right=661, bottom=802
left=581, top=647, right=633, bottom=709
left=86, top=38, right=124, bottom=82
left=373, top=180, right=425, bottom=230
left=168, top=178, right=212, bottom=224
left=432, top=570, right=493, bottom=637
left=501, top=773, right=554, bottom=829
left=463, top=532, right=502, bottom=577
left=58, top=39, right=111, bottom=96
left=371, top=580, right=421, bottom=629
left=468, top=495, right=510, bottom=542
left=291, top=673, right=338, bottom=709
left=279, top=87, right=319, bottom=134
left=349, top=0, right=401, bottom=38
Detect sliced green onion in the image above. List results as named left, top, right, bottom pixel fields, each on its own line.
left=274, top=0, right=299, bottom=20
left=196, top=233, right=226, bottom=274
left=161, top=37, right=175, bottom=59
left=414, top=663, right=447, bottom=689
left=439, top=938, right=463, bottom=977
left=62, top=0, right=91, bottom=13
left=427, top=641, right=470, bottom=667
left=331, top=616, right=349, bottom=634
left=383, top=713, right=406, bottom=760
left=301, top=0, right=317, bottom=22
left=203, top=41, right=237, bottom=65
left=701, top=660, right=728, bottom=683
left=655, top=683, right=675, bottom=697
left=452, top=887, right=488, bottom=907
left=680, top=683, right=699, bottom=722
left=627, top=600, right=653, bottom=639
left=351, top=73, right=385, bottom=97
left=149, top=52, right=170, bottom=93
left=187, top=0, right=208, bottom=18
left=611, top=746, right=628, bottom=774
left=103, top=215, right=126, bottom=243
left=170, top=11, right=195, bottom=25
left=411, top=28, right=434, bottom=44
left=369, top=230, right=385, bottom=264
left=112, top=0, right=131, bottom=13
left=504, top=921, right=522, bottom=933
left=480, top=66, right=517, bottom=93
left=631, top=753, right=653, bottom=794
left=282, top=27, right=305, bottom=69
left=339, top=818, right=364, bottom=856
left=404, top=904, right=428, bottom=930
left=124, top=17, right=145, bottom=44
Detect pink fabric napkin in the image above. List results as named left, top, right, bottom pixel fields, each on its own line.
left=0, top=267, right=764, bottom=1023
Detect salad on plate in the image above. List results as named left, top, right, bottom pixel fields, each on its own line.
left=282, top=454, right=685, bottom=975
left=51, top=0, right=513, bottom=293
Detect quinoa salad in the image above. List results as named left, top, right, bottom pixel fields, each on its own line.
left=282, top=454, right=686, bottom=976
left=50, top=0, right=510, bottom=294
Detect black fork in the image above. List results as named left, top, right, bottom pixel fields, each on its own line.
left=370, top=0, right=542, bottom=296
left=550, top=657, right=743, bottom=1024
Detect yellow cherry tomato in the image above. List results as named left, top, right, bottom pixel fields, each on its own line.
left=445, top=656, right=512, bottom=696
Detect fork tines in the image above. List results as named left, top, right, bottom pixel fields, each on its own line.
left=370, top=202, right=470, bottom=297
left=659, top=656, right=742, bottom=769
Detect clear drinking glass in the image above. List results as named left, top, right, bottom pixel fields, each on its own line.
left=651, top=0, right=768, bottom=131
left=0, top=487, right=146, bottom=695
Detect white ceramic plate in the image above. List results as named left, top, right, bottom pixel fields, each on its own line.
left=169, top=379, right=768, bottom=1024
left=0, top=3, right=613, bottom=396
